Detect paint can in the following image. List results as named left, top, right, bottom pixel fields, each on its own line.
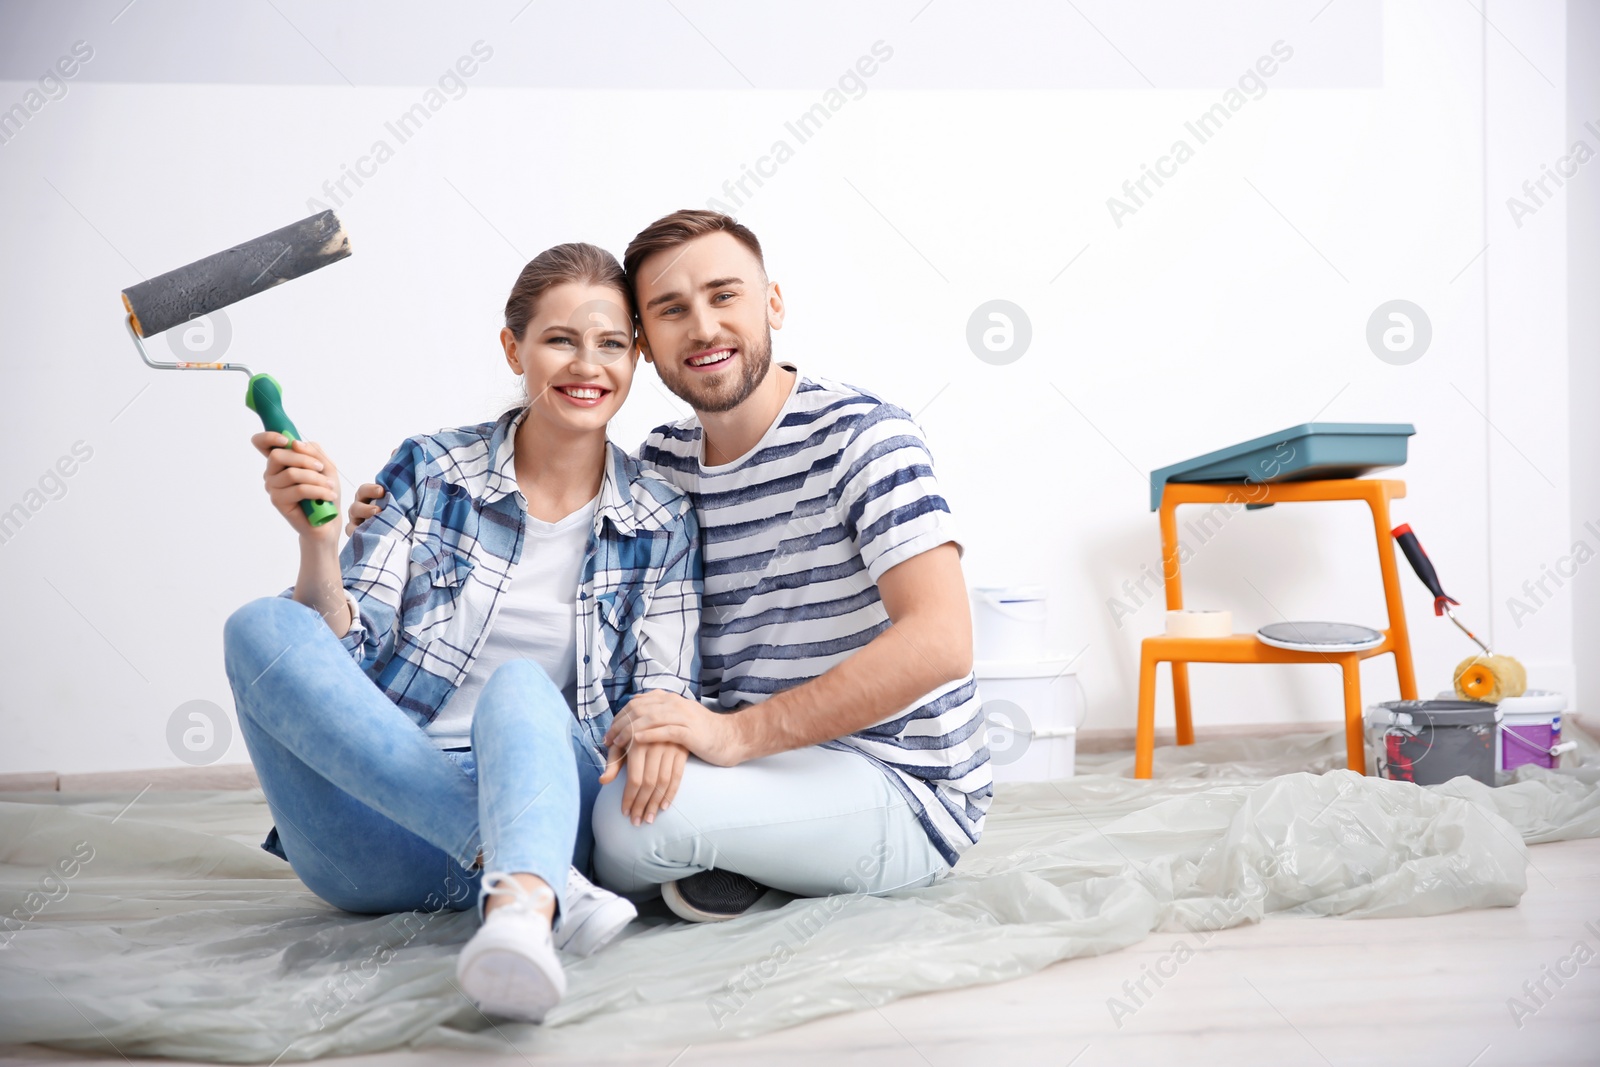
left=975, top=658, right=1081, bottom=782
left=1365, top=699, right=1500, bottom=787
left=970, top=586, right=1048, bottom=661
left=1497, top=691, right=1573, bottom=771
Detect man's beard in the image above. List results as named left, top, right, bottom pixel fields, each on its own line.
left=659, top=325, right=773, bottom=415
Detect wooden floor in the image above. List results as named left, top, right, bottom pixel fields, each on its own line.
left=6, top=836, right=1596, bottom=1067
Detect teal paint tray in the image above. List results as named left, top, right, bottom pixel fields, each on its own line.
left=1150, top=422, right=1415, bottom=511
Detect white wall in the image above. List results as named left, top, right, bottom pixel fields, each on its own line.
left=1568, top=0, right=1600, bottom=738
left=1483, top=2, right=1573, bottom=704
left=0, top=0, right=1580, bottom=774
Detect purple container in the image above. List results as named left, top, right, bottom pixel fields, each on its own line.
left=1502, top=714, right=1562, bottom=771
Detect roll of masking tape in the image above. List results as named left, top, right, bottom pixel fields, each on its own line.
left=1165, top=609, right=1232, bottom=638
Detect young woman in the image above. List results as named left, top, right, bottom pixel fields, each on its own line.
left=221, top=243, right=700, bottom=1023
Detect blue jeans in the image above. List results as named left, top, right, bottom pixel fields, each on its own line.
left=222, top=596, right=606, bottom=916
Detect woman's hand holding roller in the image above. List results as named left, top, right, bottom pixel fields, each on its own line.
left=252, top=432, right=342, bottom=543
left=251, top=432, right=352, bottom=636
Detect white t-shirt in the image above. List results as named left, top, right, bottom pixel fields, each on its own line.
left=424, top=496, right=596, bottom=748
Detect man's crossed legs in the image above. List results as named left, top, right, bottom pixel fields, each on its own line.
left=592, top=744, right=947, bottom=918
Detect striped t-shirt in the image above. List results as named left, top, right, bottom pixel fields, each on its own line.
left=638, top=367, right=992, bottom=865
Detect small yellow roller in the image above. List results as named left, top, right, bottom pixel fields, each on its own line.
left=1453, top=654, right=1527, bottom=703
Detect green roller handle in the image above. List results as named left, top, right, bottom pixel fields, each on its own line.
left=244, top=373, right=339, bottom=527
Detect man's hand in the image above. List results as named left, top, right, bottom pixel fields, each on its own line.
left=345, top=482, right=386, bottom=536
left=599, top=738, right=688, bottom=826
left=604, top=690, right=747, bottom=768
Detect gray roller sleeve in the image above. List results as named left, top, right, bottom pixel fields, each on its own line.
left=121, top=210, right=351, bottom=337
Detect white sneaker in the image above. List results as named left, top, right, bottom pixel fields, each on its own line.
left=455, top=872, right=566, bottom=1023
left=553, top=866, right=637, bottom=957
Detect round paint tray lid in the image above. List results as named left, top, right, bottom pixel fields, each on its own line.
left=1256, top=621, right=1385, bottom=653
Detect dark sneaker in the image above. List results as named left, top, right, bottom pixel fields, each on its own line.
left=661, top=869, right=767, bottom=922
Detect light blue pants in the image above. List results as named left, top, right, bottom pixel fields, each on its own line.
left=222, top=596, right=605, bottom=916
left=592, top=743, right=949, bottom=899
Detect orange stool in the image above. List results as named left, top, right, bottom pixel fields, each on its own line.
left=1135, top=478, right=1419, bottom=778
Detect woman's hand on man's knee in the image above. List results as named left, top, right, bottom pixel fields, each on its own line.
left=600, top=738, right=687, bottom=827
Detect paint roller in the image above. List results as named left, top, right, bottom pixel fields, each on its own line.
left=120, top=210, right=351, bottom=526
left=1392, top=524, right=1527, bottom=702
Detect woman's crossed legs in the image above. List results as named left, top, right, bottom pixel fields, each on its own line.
left=221, top=596, right=604, bottom=915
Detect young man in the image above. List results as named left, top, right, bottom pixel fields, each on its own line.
left=593, top=210, right=991, bottom=921
left=347, top=211, right=990, bottom=922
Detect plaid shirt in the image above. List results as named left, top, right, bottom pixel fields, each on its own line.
left=288, top=406, right=701, bottom=747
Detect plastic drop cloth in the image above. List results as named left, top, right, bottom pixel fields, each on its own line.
left=2, top=725, right=1598, bottom=1063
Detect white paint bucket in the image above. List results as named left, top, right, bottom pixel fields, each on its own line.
left=975, top=658, right=1081, bottom=782
left=971, top=585, right=1047, bottom=661
left=1496, top=690, right=1571, bottom=771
